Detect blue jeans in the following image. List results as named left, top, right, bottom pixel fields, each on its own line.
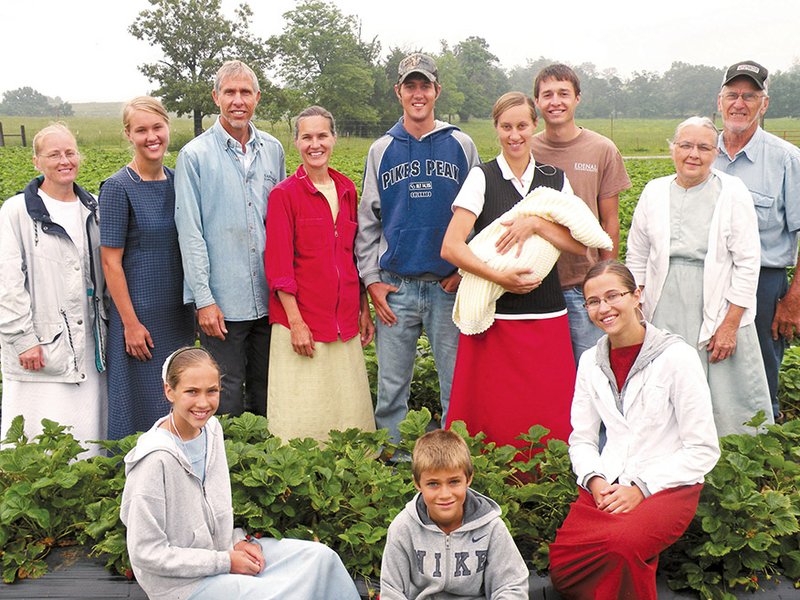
left=188, top=538, right=359, bottom=600
left=564, top=287, right=603, bottom=365
left=375, top=272, right=459, bottom=444
left=754, top=268, right=788, bottom=418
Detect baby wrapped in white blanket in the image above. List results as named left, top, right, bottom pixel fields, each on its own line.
left=453, top=186, right=614, bottom=335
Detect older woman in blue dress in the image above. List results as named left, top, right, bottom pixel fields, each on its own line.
left=626, top=116, right=772, bottom=435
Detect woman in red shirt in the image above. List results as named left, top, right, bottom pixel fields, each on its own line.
left=265, top=106, right=375, bottom=442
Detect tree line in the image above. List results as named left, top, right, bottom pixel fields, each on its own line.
left=128, top=0, right=800, bottom=136
left=5, top=0, right=800, bottom=133
left=0, top=87, right=73, bottom=118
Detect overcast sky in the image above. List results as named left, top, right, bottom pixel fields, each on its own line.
left=3, top=0, right=799, bottom=103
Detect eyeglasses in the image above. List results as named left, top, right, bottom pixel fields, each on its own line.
left=40, top=150, right=79, bottom=162
left=673, top=142, right=717, bottom=153
left=583, top=290, right=634, bottom=310
left=720, top=91, right=764, bottom=104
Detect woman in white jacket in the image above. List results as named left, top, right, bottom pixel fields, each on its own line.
left=0, top=123, right=107, bottom=455
left=626, top=116, right=772, bottom=435
left=549, top=261, right=720, bottom=600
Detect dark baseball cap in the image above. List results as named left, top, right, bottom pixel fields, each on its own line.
left=722, top=60, right=768, bottom=90
left=398, top=53, right=438, bottom=84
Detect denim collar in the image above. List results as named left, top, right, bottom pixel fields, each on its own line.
left=717, top=126, right=764, bottom=164
left=211, top=117, right=260, bottom=153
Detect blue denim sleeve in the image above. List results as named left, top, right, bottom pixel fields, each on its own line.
left=175, top=149, right=215, bottom=309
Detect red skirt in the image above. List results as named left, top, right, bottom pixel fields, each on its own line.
left=549, top=485, right=703, bottom=600
left=446, top=315, right=575, bottom=450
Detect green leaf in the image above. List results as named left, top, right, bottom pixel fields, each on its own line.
left=770, top=513, right=799, bottom=536
left=703, top=541, right=732, bottom=557
left=27, top=508, right=51, bottom=530
left=740, top=549, right=768, bottom=570
left=398, top=408, right=432, bottom=441
left=780, top=550, right=800, bottom=578
left=746, top=532, right=773, bottom=551
left=743, top=410, right=768, bottom=429
left=53, top=471, right=80, bottom=489
left=701, top=515, right=722, bottom=533
left=1, top=415, right=27, bottom=446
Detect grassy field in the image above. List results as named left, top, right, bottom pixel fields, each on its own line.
left=3, top=113, right=799, bottom=156
left=2, top=112, right=797, bottom=202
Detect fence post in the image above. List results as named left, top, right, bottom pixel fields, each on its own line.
left=20, top=125, right=26, bottom=147
left=0, top=122, right=4, bottom=147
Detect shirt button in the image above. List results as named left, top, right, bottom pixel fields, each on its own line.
left=77, top=319, right=83, bottom=325
left=80, top=374, right=86, bottom=379
left=74, top=265, right=80, bottom=271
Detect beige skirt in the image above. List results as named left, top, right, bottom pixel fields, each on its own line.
left=267, top=324, right=376, bottom=442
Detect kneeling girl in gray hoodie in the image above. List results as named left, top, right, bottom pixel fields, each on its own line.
left=121, top=346, right=360, bottom=600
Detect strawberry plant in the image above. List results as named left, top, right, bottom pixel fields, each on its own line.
left=1, top=410, right=798, bottom=597
left=661, top=414, right=800, bottom=598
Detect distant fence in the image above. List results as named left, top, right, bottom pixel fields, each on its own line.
left=0, top=122, right=27, bottom=147
left=770, top=130, right=800, bottom=146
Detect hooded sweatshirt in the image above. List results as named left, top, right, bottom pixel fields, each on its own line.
left=380, top=489, right=529, bottom=600
left=120, top=416, right=245, bottom=600
left=569, top=323, right=720, bottom=497
left=355, top=119, right=479, bottom=286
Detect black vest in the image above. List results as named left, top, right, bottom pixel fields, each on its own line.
left=475, top=160, right=566, bottom=315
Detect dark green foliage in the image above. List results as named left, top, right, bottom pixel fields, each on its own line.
left=779, top=345, right=800, bottom=420
left=0, top=410, right=576, bottom=587
left=660, top=415, right=800, bottom=598
left=1, top=411, right=798, bottom=597
left=267, top=0, right=380, bottom=135
left=0, top=417, right=129, bottom=581
left=0, top=147, right=179, bottom=202
left=129, top=0, right=269, bottom=136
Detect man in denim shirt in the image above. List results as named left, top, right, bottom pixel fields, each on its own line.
left=175, top=60, right=285, bottom=416
left=714, top=60, right=800, bottom=420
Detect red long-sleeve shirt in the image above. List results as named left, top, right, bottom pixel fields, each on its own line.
left=265, top=165, right=362, bottom=342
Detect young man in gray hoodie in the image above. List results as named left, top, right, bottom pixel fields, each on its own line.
left=380, top=429, right=529, bottom=599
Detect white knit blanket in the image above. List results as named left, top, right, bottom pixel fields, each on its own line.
left=453, top=186, right=614, bottom=335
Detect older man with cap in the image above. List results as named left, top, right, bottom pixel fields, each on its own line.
left=714, top=60, right=800, bottom=420
left=355, top=53, right=479, bottom=445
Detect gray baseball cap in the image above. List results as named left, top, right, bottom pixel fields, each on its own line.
left=397, top=53, right=439, bottom=84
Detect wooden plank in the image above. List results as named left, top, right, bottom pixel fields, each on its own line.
left=0, top=548, right=146, bottom=599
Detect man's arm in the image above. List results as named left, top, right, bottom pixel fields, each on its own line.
left=174, top=150, right=227, bottom=339
left=772, top=252, right=800, bottom=339
left=597, top=194, right=620, bottom=260
left=356, top=139, right=399, bottom=325
left=355, top=140, right=387, bottom=288
left=772, top=150, right=800, bottom=340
